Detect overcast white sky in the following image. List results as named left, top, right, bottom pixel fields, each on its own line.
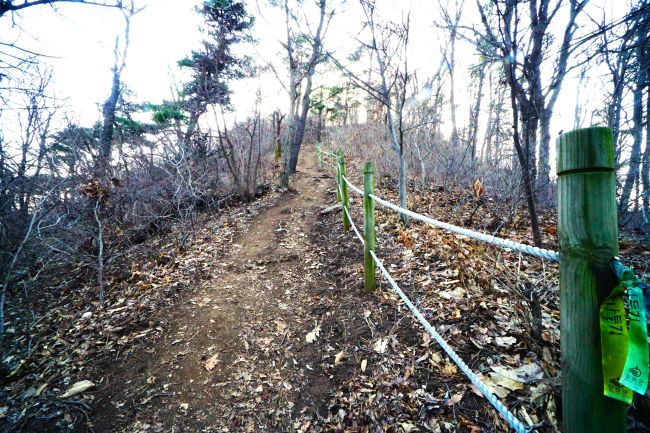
left=2, top=0, right=203, bottom=124
left=0, top=0, right=626, bottom=150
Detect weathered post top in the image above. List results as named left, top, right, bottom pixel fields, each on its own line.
left=557, top=126, right=615, bottom=174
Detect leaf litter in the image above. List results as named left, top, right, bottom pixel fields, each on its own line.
left=4, top=149, right=649, bottom=432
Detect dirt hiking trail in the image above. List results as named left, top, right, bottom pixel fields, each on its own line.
left=94, top=148, right=353, bottom=432
left=91, top=148, right=524, bottom=433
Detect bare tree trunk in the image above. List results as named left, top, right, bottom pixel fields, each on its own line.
left=522, top=113, right=539, bottom=191
left=573, top=69, right=587, bottom=129
left=252, top=112, right=262, bottom=198
left=98, top=57, right=120, bottom=178
left=468, top=64, right=485, bottom=165
left=605, top=45, right=630, bottom=169
left=483, top=69, right=505, bottom=167
left=286, top=0, right=327, bottom=175
left=289, top=68, right=315, bottom=173
left=183, top=112, right=200, bottom=151
left=218, top=126, right=247, bottom=201
left=273, top=111, right=284, bottom=166
left=316, top=107, right=323, bottom=143
left=280, top=0, right=299, bottom=190
left=510, top=85, right=543, bottom=247
left=538, top=110, right=552, bottom=199
left=97, top=8, right=135, bottom=177
left=494, top=1, right=543, bottom=246
left=280, top=70, right=298, bottom=188
left=399, top=138, right=407, bottom=220
left=365, top=49, right=374, bottom=123
left=446, top=7, right=460, bottom=148
left=641, top=78, right=650, bottom=226
left=536, top=0, right=588, bottom=205
left=619, top=39, right=647, bottom=216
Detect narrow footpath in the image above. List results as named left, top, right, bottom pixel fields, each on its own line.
left=93, top=148, right=361, bottom=432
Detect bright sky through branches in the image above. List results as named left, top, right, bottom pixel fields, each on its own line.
left=0, top=0, right=629, bottom=163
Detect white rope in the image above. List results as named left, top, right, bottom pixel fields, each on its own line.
left=342, top=175, right=363, bottom=196
left=327, top=155, right=529, bottom=431
left=334, top=174, right=365, bottom=246
left=343, top=205, right=364, bottom=245
left=369, top=250, right=530, bottom=433
left=369, top=193, right=559, bottom=262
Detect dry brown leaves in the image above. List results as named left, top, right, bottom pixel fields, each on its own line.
left=1, top=189, right=281, bottom=431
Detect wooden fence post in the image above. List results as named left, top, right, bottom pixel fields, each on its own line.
left=557, top=127, right=625, bottom=433
left=363, top=161, right=376, bottom=292
left=339, top=151, right=350, bottom=231
left=335, top=151, right=341, bottom=203
left=316, top=144, right=323, bottom=168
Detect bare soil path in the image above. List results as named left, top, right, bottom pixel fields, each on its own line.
left=94, top=149, right=345, bottom=432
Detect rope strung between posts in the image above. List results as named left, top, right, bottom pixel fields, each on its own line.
left=342, top=175, right=363, bottom=196
left=368, top=250, right=530, bottom=433
left=338, top=168, right=558, bottom=261
left=335, top=170, right=365, bottom=245
left=328, top=156, right=530, bottom=432
left=344, top=205, right=364, bottom=246
left=367, top=191, right=559, bottom=262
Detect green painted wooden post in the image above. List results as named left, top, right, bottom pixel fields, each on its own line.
left=557, top=127, right=625, bottom=433
left=339, top=152, right=350, bottom=231
left=363, top=161, right=376, bottom=292
left=316, top=144, right=323, bottom=168
left=335, top=151, right=341, bottom=203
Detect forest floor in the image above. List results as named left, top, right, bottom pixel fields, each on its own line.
left=90, top=148, right=349, bottom=432
left=4, top=146, right=650, bottom=432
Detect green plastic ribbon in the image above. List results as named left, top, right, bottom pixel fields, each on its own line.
left=600, top=264, right=649, bottom=404
left=620, top=283, right=648, bottom=394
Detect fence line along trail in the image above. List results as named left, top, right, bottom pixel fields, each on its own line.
left=81, top=136, right=642, bottom=432
left=317, top=126, right=648, bottom=433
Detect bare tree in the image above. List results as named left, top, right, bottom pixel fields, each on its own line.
left=217, top=112, right=264, bottom=202
left=618, top=7, right=649, bottom=217
left=96, top=3, right=139, bottom=178
left=272, top=109, right=285, bottom=165
left=467, top=62, right=486, bottom=165
left=600, top=15, right=634, bottom=168
left=279, top=0, right=331, bottom=187
left=472, top=0, right=588, bottom=244
left=476, top=0, right=588, bottom=208
left=329, top=0, right=413, bottom=223
left=438, top=0, right=464, bottom=149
